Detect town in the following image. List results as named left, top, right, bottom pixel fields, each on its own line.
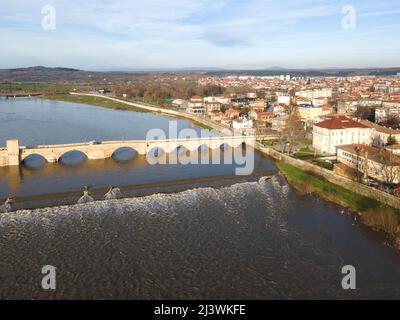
left=156, top=73, right=400, bottom=194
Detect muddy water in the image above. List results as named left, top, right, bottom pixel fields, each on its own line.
left=1, top=176, right=400, bottom=299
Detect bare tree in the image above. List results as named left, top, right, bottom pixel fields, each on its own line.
left=377, top=150, right=400, bottom=186
left=279, top=105, right=306, bottom=154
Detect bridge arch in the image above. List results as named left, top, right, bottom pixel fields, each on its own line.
left=111, top=147, right=138, bottom=162
left=198, top=144, right=210, bottom=153
left=21, top=153, right=48, bottom=168
left=58, top=150, right=88, bottom=165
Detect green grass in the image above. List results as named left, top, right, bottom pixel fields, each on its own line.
left=0, top=82, right=88, bottom=94
left=276, top=161, right=399, bottom=214
left=262, top=140, right=279, bottom=147
left=311, top=159, right=334, bottom=170
left=42, top=94, right=151, bottom=112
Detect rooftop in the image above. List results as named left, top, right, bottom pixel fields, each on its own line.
left=315, top=115, right=370, bottom=130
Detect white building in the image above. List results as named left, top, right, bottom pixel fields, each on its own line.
left=313, top=115, right=372, bottom=155
left=172, top=99, right=188, bottom=110
left=188, top=96, right=206, bottom=114
left=277, top=93, right=291, bottom=106
left=232, top=118, right=253, bottom=130
left=296, top=88, right=333, bottom=100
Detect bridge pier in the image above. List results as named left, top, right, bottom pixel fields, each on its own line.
left=6, top=140, right=21, bottom=166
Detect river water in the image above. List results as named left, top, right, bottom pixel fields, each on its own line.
left=1, top=97, right=400, bottom=299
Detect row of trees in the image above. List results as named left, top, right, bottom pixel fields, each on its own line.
left=114, top=82, right=227, bottom=101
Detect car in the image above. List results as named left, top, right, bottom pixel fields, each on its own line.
left=88, top=141, right=101, bottom=145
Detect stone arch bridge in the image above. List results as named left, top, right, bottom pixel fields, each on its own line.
left=0, top=135, right=273, bottom=167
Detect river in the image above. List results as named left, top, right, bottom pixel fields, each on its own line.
left=0, top=97, right=400, bottom=299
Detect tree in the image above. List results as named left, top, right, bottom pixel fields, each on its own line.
left=279, top=105, right=306, bottom=154
left=377, top=150, right=400, bottom=186
left=240, top=107, right=250, bottom=116
left=353, top=105, right=376, bottom=121
left=387, top=135, right=398, bottom=146
left=381, top=115, right=400, bottom=129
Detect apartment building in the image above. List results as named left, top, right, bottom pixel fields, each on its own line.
left=313, top=115, right=372, bottom=155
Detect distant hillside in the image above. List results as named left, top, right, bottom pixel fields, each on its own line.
left=207, top=67, right=400, bottom=77
left=1, top=66, right=399, bottom=82
left=0, top=66, right=86, bottom=82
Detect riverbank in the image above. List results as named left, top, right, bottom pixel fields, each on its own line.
left=42, top=94, right=215, bottom=131
left=276, top=161, right=400, bottom=247
left=42, top=94, right=151, bottom=113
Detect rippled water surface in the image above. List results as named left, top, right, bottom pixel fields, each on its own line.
left=1, top=176, right=400, bottom=299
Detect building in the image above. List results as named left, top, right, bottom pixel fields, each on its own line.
left=225, top=108, right=240, bottom=119
left=232, top=118, right=254, bottom=130
left=205, top=101, right=222, bottom=112
left=277, top=93, right=291, bottom=106
left=297, top=104, right=330, bottom=122
left=358, top=120, right=400, bottom=147
left=375, top=106, right=400, bottom=123
left=188, top=96, right=206, bottom=114
left=336, top=144, right=400, bottom=184
left=296, top=88, right=333, bottom=100
left=313, top=115, right=372, bottom=155
left=172, top=99, right=188, bottom=111
left=271, top=115, right=289, bottom=132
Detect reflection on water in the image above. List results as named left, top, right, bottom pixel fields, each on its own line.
left=1, top=175, right=400, bottom=299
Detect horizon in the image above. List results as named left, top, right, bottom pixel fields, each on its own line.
left=3, top=65, right=400, bottom=73
left=1, top=1, right=400, bottom=70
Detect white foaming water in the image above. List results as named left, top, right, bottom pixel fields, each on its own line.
left=0, top=175, right=287, bottom=223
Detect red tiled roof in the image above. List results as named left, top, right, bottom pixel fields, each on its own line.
left=225, top=108, right=240, bottom=114
left=315, top=115, right=370, bottom=130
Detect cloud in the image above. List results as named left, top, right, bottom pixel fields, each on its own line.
left=0, top=0, right=399, bottom=68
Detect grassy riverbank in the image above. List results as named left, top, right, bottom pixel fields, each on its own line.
left=42, top=94, right=151, bottom=113
left=276, top=161, right=400, bottom=244
left=42, top=94, right=214, bottom=130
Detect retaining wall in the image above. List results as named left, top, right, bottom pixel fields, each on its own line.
left=256, top=143, right=400, bottom=209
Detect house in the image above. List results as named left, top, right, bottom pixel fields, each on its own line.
left=271, top=115, right=289, bottom=132
left=208, top=110, right=224, bottom=121
left=249, top=111, right=274, bottom=123
left=358, top=120, right=400, bottom=147
left=188, top=96, right=206, bottom=114
left=232, top=118, right=253, bottom=130
left=336, top=144, right=400, bottom=184
left=249, top=99, right=266, bottom=112
left=313, top=115, right=372, bottom=155
left=225, top=108, right=240, bottom=119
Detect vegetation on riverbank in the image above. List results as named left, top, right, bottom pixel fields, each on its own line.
left=42, top=94, right=151, bottom=113
left=276, top=161, right=400, bottom=244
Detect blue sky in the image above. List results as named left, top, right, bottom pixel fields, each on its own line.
left=1, top=0, right=400, bottom=70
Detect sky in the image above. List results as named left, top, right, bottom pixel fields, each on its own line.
left=1, top=0, right=400, bottom=70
